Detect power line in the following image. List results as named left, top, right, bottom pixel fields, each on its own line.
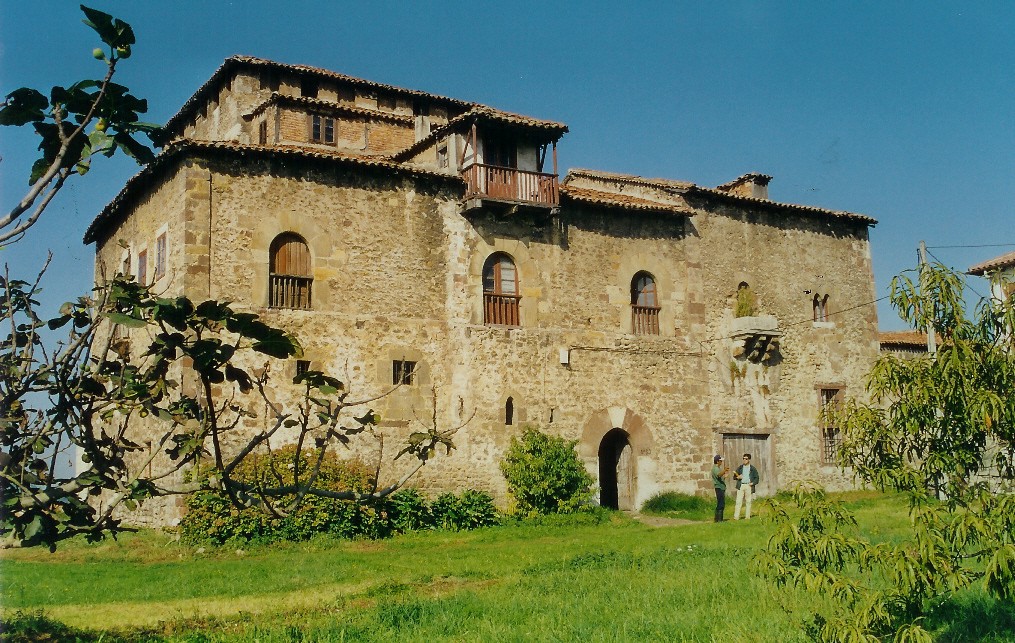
left=927, top=243, right=1015, bottom=249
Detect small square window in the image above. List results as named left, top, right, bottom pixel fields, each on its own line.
left=311, top=114, right=335, bottom=144
left=437, top=144, right=449, bottom=169
left=295, top=360, right=311, bottom=377
left=392, top=360, right=416, bottom=386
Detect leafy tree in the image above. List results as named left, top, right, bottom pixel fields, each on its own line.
left=500, top=426, right=595, bottom=516
left=0, top=5, right=157, bottom=245
left=1, top=271, right=460, bottom=549
left=755, top=263, right=1015, bottom=642
left=0, top=7, right=463, bottom=549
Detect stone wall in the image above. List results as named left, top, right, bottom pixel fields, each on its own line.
left=93, top=151, right=878, bottom=525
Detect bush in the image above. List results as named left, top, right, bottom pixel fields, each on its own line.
left=180, top=447, right=500, bottom=544
left=641, top=492, right=712, bottom=517
left=387, top=488, right=433, bottom=532
left=180, top=446, right=383, bottom=545
left=430, top=490, right=500, bottom=530
left=500, top=427, right=595, bottom=516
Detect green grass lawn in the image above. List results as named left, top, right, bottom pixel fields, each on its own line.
left=1, top=492, right=1011, bottom=642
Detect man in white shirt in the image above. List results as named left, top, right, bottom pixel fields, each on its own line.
left=733, top=453, right=760, bottom=520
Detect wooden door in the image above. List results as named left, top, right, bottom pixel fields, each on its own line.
left=721, top=433, right=775, bottom=496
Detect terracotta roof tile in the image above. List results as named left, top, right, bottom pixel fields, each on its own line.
left=560, top=185, right=690, bottom=214
left=968, top=250, right=1015, bottom=276
left=565, top=169, right=876, bottom=225
left=565, top=168, right=694, bottom=191
left=879, top=330, right=934, bottom=349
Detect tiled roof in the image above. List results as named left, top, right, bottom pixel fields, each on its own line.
left=879, top=330, right=932, bottom=349
left=565, top=168, right=876, bottom=225
left=689, top=184, right=877, bottom=225
left=83, top=140, right=464, bottom=245
left=247, top=93, right=413, bottom=124
left=158, top=55, right=566, bottom=145
left=560, top=185, right=691, bottom=215
left=968, top=250, right=1015, bottom=276
left=565, top=168, right=694, bottom=191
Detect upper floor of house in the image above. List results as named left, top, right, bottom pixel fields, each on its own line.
left=157, top=56, right=568, bottom=211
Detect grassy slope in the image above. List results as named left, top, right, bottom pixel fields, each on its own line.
left=1, top=493, right=1009, bottom=642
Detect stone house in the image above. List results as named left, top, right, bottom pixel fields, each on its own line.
left=84, top=56, right=880, bottom=521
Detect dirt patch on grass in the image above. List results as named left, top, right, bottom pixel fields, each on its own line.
left=630, top=513, right=701, bottom=528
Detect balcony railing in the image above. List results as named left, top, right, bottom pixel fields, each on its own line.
left=463, top=163, right=559, bottom=207
left=484, top=293, right=520, bottom=326
left=269, top=274, right=313, bottom=310
left=632, top=305, right=660, bottom=335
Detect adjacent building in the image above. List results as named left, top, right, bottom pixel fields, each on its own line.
left=85, top=56, right=880, bottom=522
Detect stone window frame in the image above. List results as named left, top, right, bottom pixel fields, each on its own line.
left=813, top=293, right=832, bottom=324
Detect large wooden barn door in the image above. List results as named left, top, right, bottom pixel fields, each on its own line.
left=721, top=433, right=775, bottom=496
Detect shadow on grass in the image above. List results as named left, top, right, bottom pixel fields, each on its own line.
left=930, top=594, right=1015, bottom=643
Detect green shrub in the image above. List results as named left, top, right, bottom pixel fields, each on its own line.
left=180, top=446, right=381, bottom=545
left=0, top=610, right=82, bottom=642
left=430, top=490, right=500, bottom=530
left=387, top=488, right=433, bottom=531
left=500, top=427, right=595, bottom=516
left=641, top=491, right=712, bottom=517
left=180, top=447, right=499, bottom=543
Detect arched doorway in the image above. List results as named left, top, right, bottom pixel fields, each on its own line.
left=598, top=428, right=634, bottom=510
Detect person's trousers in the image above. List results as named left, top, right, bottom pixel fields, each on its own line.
left=714, top=488, right=725, bottom=522
left=734, top=484, right=753, bottom=520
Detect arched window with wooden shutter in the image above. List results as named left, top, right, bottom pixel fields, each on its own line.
left=483, top=253, right=520, bottom=326
left=269, top=232, right=312, bottom=309
left=631, top=271, right=660, bottom=335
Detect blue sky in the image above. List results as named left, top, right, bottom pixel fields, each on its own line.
left=2, top=1, right=1013, bottom=329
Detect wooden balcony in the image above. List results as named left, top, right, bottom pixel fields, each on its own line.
left=462, top=163, right=559, bottom=209
left=632, top=305, right=660, bottom=335
left=484, top=293, right=521, bottom=326
left=269, top=274, right=312, bottom=310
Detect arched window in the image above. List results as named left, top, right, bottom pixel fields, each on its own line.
left=483, top=253, right=519, bottom=326
left=813, top=293, right=829, bottom=322
left=269, top=233, right=312, bottom=309
left=631, top=271, right=660, bottom=335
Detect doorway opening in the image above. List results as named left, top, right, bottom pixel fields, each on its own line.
left=598, top=428, right=634, bottom=510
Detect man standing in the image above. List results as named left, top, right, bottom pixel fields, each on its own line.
left=733, top=453, right=760, bottom=520
left=711, top=454, right=728, bottom=522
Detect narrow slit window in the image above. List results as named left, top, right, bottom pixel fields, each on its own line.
left=137, top=249, right=148, bottom=286
left=505, top=397, right=514, bottom=426
left=819, top=388, right=844, bottom=464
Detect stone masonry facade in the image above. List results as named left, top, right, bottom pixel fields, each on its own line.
left=85, top=56, right=880, bottom=523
